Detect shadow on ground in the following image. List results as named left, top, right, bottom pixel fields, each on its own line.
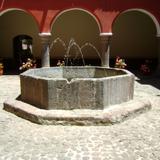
left=129, top=70, right=160, bottom=90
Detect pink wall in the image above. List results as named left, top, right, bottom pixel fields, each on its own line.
left=0, top=0, right=160, bottom=33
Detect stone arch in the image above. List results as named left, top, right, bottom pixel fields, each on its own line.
left=111, top=8, right=159, bottom=69
left=50, top=8, right=102, bottom=65
left=0, top=8, right=41, bottom=69
left=51, top=8, right=102, bottom=33
left=112, top=9, right=160, bottom=35
left=0, top=8, right=40, bottom=28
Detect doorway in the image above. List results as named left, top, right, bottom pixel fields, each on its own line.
left=13, top=35, right=33, bottom=69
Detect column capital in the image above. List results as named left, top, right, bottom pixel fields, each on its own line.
left=100, top=32, right=113, bottom=43
left=39, top=32, right=52, bottom=44
left=100, top=32, right=113, bottom=37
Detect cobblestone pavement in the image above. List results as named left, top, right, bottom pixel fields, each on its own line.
left=1, top=75, right=160, bottom=160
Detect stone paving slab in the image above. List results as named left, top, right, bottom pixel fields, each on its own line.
left=3, top=98, right=151, bottom=125
left=1, top=75, right=160, bottom=160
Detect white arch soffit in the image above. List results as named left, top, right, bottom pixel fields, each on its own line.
left=121, top=8, right=160, bottom=35
left=0, top=8, right=29, bottom=16
left=51, top=8, right=102, bottom=33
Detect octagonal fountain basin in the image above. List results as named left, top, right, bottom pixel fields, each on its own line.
left=20, top=66, right=134, bottom=110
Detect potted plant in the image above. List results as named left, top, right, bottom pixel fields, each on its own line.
left=115, top=56, right=127, bottom=69
left=0, top=63, right=4, bottom=75
left=140, top=60, right=151, bottom=75
left=19, top=58, right=36, bottom=71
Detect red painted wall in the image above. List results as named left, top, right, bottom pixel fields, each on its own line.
left=0, top=0, right=160, bottom=33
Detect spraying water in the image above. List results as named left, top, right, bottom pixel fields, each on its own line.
left=50, top=37, right=101, bottom=66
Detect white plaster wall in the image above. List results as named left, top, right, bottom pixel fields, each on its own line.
left=51, top=9, right=101, bottom=59
left=111, top=11, right=157, bottom=59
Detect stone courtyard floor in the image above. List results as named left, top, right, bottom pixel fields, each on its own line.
left=0, top=75, right=160, bottom=160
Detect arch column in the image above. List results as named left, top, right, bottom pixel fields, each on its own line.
left=39, top=32, right=52, bottom=67
left=100, top=33, right=113, bottom=67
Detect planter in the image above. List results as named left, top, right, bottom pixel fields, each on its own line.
left=0, top=69, right=3, bottom=75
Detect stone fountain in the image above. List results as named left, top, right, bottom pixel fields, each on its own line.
left=3, top=37, right=151, bottom=125
left=20, top=67, right=134, bottom=110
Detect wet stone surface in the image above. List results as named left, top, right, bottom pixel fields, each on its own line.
left=0, top=75, right=160, bottom=159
